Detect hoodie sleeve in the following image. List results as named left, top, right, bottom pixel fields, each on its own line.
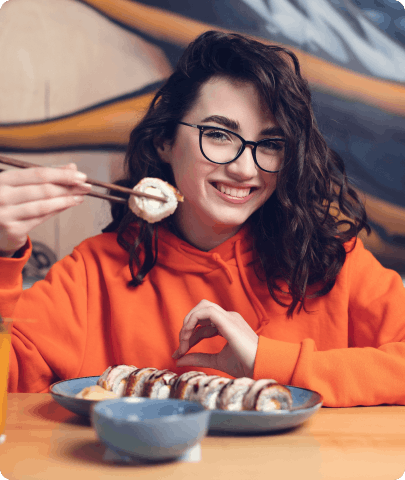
left=1, top=238, right=89, bottom=393
left=253, top=239, right=405, bottom=407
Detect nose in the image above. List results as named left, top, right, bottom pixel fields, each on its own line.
left=225, top=144, right=257, bottom=179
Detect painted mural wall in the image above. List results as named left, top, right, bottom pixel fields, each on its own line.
left=0, top=0, right=404, bottom=277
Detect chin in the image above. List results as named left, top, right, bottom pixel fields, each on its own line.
left=211, top=215, right=250, bottom=228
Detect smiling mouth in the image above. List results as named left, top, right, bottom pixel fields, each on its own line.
left=212, top=182, right=257, bottom=199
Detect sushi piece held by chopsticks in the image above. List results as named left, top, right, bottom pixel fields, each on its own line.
left=128, top=177, right=184, bottom=223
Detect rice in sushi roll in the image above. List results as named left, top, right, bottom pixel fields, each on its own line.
left=129, top=177, right=183, bottom=223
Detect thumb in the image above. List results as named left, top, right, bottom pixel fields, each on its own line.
left=175, top=352, right=219, bottom=371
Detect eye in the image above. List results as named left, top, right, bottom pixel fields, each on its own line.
left=258, top=139, right=285, bottom=151
left=203, top=129, right=234, bottom=143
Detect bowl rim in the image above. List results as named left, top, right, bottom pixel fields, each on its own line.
left=91, top=397, right=209, bottom=425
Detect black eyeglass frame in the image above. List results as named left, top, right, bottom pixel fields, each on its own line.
left=178, top=121, right=285, bottom=173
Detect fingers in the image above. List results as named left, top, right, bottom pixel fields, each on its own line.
left=174, top=302, right=224, bottom=358
left=0, top=196, right=85, bottom=255
left=0, top=182, right=91, bottom=208
left=3, top=194, right=85, bottom=222
left=0, top=164, right=87, bottom=187
left=0, top=163, right=91, bottom=217
left=188, top=324, right=220, bottom=350
left=172, top=323, right=219, bottom=359
left=0, top=163, right=90, bottom=255
left=173, top=300, right=259, bottom=378
left=176, top=343, right=247, bottom=378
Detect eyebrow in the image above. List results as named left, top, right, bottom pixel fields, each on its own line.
left=200, top=115, right=285, bottom=138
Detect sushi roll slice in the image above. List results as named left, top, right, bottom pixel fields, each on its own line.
left=141, top=369, right=178, bottom=399
left=97, top=365, right=114, bottom=389
left=216, top=377, right=255, bottom=411
left=128, top=177, right=183, bottom=223
left=97, top=364, right=138, bottom=396
left=242, top=380, right=293, bottom=411
left=123, top=367, right=157, bottom=397
left=171, top=371, right=207, bottom=400
left=188, top=375, right=231, bottom=410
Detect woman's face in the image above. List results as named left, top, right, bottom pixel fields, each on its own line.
left=157, top=76, right=283, bottom=250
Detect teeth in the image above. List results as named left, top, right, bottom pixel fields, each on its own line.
left=217, top=183, right=251, bottom=198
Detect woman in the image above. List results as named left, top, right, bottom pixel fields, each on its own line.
left=1, top=31, right=405, bottom=407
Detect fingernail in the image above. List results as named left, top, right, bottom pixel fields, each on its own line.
left=74, top=172, right=87, bottom=182
left=172, top=349, right=179, bottom=359
left=74, top=196, right=84, bottom=204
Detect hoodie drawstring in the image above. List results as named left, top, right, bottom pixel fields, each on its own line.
left=211, top=253, right=234, bottom=284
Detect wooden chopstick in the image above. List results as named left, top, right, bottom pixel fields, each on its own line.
left=0, top=154, right=168, bottom=204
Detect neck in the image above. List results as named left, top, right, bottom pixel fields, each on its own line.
left=168, top=214, right=243, bottom=252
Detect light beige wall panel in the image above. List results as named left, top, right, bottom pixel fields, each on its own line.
left=0, top=0, right=172, bottom=122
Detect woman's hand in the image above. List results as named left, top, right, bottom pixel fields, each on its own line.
left=0, top=163, right=92, bottom=257
left=172, top=299, right=259, bottom=378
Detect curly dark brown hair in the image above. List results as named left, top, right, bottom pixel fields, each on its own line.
left=102, top=30, right=370, bottom=317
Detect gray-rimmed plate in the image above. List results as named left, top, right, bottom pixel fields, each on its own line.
left=50, top=376, right=323, bottom=433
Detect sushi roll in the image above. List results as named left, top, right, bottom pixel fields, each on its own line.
left=216, top=377, right=255, bottom=411
left=128, top=177, right=184, bottom=223
left=141, top=369, right=178, bottom=399
left=97, top=364, right=293, bottom=412
left=242, top=380, right=293, bottom=412
left=97, top=364, right=138, bottom=396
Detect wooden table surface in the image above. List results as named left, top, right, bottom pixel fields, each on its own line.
left=1, top=394, right=405, bottom=480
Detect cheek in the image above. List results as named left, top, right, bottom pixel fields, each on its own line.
left=169, top=139, right=201, bottom=178
left=171, top=152, right=215, bottom=189
left=263, top=175, right=278, bottom=199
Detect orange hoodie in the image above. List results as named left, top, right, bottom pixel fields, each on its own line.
left=2, top=223, right=405, bottom=407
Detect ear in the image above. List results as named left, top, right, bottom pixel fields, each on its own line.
left=154, top=137, right=172, bottom=164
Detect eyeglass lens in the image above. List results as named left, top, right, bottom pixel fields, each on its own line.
left=201, top=128, right=284, bottom=172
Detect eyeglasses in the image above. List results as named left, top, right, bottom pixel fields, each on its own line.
left=178, top=121, right=285, bottom=173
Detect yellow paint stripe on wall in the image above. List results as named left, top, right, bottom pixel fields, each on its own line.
left=356, top=189, right=405, bottom=237
left=359, top=227, right=405, bottom=262
left=80, top=0, right=405, bottom=117
left=0, top=92, right=155, bottom=150
left=334, top=187, right=405, bottom=255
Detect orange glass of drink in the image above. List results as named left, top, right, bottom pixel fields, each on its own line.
left=0, top=317, right=12, bottom=440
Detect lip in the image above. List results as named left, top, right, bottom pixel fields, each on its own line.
left=211, top=182, right=257, bottom=204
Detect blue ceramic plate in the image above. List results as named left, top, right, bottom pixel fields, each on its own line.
left=50, top=376, right=100, bottom=417
left=50, top=376, right=323, bottom=433
left=208, top=386, right=322, bottom=433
